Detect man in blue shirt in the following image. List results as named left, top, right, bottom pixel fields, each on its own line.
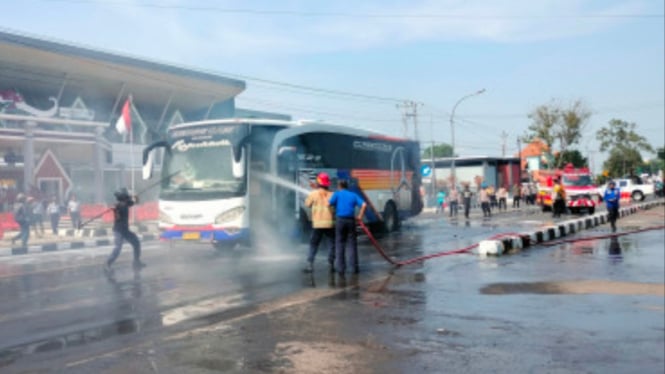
left=329, top=179, right=367, bottom=275
left=603, top=180, right=620, bottom=233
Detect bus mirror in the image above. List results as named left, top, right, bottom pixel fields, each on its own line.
left=232, top=147, right=245, bottom=179
left=142, top=140, right=169, bottom=180
left=142, top=151, right=154, bottom=180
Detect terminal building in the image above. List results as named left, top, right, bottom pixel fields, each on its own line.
left=421, top=155, right=521, bottom=191
left=0, top=30, right=288, bottom=211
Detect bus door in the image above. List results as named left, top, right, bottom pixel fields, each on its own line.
left=391, top=147, right=411, bottom=212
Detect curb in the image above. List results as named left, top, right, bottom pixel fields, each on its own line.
left=5, top=233, right=159, bottom=256
left=477, top=199, right=664, bottom=256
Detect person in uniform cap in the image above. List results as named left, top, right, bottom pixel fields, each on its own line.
left=104, top=188, right=145, bottom=272
left=302, top=172, right=335, bottom=273
left=603, top=180, right=621, bottom=232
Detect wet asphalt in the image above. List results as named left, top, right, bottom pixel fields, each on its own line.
left=0, top=203, right=663, bottom=373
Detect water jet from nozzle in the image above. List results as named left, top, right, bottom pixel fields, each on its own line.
left=254, top=172, right=311, bottom=196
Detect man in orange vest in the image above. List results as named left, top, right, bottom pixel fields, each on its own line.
left=303, top=172, right=335, bottom=273
left=552, top=177, right=567, bottom=218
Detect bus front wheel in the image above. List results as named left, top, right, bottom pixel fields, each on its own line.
left=383, top=202, right=399, bottom=233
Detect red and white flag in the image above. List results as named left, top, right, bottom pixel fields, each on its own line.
left=115, top=98, right=132, bottom=135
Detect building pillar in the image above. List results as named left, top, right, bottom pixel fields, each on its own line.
left=94, top=126, right=105, bottom=203
left=23, top=121, right=37, bottom=193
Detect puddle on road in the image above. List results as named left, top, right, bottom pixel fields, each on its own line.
left=0, top=315, right=153, bottom=369
left=480, top=280, right=665, bottom=296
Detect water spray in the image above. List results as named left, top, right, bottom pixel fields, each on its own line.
left=77, top=170, right=181, bottom=230
left=253, top=172, right=311, bottom=196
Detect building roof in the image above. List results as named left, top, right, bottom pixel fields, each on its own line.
left=0, top=29, right=245, bottom=112
left=422, top=155, right=520, bottom=166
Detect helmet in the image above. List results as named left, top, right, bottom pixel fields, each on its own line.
left=316, top=172, right=330, bottom=188
left=114, top=187, right=130, bottom=200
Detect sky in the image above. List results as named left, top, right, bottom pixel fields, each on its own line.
left=2, top=0, right=664, bottom=172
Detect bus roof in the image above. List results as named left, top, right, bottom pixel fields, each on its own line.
left=169, top=118, right=412, bottom=142
left=169, top=118, right=296, bottom=130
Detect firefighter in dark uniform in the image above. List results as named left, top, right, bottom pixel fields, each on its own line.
left=104, top=188, right=145, bottom=272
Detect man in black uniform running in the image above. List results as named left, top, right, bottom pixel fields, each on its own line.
left=104, top=188, right=145, bottom=272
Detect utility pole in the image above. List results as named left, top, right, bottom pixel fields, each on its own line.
left=396, top=103, right=409, bottom=138
left=449, top=89, right=485, bottom=183
left=501, top=131, right=508, bottom=157
left=412, top=102, right=420, bottom=141
left=429, top=115, right=436, bottom=197
left=517, top=137, right=522, bottom=182
left=586, top=146, right=595, bottom=175
left=396, top=101, right=422, bottom=140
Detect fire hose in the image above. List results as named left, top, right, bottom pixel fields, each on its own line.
left=357, top=220, right=665, bottom=267
left=77, top=170, right=180, bottom=230
left=357, top=220, right=520, bottom=267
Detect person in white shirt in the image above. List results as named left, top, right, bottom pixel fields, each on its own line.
left=479, top=186, right=491, bottom=218
left=68, top=194, right=81, bottom=229
left=448, top=187, right=460, bottom=217
left=47, top=197, right=61, bottom=234
left=497, top=187, right=508, bottom=211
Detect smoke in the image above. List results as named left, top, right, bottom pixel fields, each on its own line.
left=242, top=171, right=310, bottom=258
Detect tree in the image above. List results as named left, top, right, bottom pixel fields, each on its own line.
left=596, top=118, right=653, bottom=177
left=603, top=147, right=646, bottom=177
left=523, top=99, right=591, bottom=167
left=657, top=146, right=665, bottom=161
left=422, top=143, right=453, bottom=158
left=555, top=150, right=588, bottom=168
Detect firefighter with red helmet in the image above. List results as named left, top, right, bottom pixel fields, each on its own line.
left=302, top=172, right=335, bottom=273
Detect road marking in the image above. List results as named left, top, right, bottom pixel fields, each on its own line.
left=161, top=292, right=246, bottom=326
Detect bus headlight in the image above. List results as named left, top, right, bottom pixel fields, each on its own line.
left=215, top=206, right=245, bottom=224
left=159, top=210, right=174, bottom=225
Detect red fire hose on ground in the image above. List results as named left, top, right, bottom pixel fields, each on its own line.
left=357, top=220, right=665, bottom=268
left=357, top=220, right=520, bottom=267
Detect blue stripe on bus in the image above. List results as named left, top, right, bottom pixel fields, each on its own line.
left=160, top=229, right=249, bottom=242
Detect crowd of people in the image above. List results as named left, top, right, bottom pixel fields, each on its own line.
left=432, top=182, right=541, bottom=219
left=6, top=192, right=85, bottom=248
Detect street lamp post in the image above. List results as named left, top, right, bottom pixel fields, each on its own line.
left=449, top=89, right=486, bottom=184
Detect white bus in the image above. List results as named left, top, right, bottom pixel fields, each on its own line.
left=142, top=119, right=423, bottom=250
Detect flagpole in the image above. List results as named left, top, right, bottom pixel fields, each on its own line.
left=129, top=95, right=136, bottom=224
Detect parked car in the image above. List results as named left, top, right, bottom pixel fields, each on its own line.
left=599, top=176, right=654, bottom=202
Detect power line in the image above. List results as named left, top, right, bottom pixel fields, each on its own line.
left=245, top=81, right=405, bottom=105
left=239, top=96, right=400, bottom=124
left=35, top=0, right=665, bottom=19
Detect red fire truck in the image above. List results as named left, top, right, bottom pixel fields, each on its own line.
left=535, top=164, right=600, bottom=215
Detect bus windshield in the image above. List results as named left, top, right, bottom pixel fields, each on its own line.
left=562, top=174, right=593, bottom=187
left=161, top=143, right=246, bottom=200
